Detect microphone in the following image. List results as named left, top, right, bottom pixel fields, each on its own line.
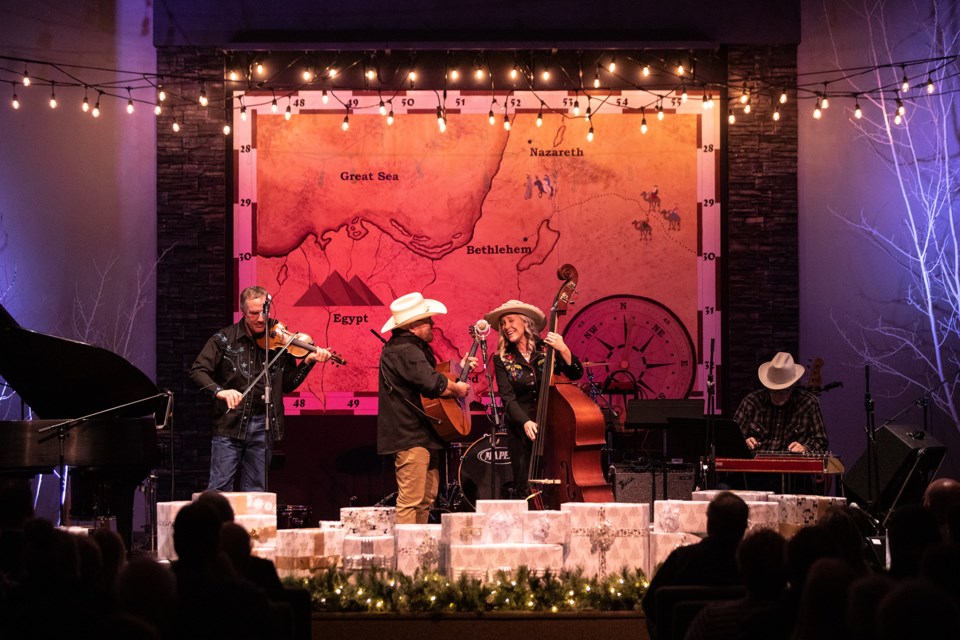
left=263, top=293, right=272, bottom=314
left=474, top=319, right=491, bottom=336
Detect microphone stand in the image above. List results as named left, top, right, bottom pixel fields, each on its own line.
left=703, top=338, right=717, bottom=489
left=864, top=365, right=879, bottom=506
left=477, top=327, right=505, bottom=502
left=37, top=392, right=169, bottom=528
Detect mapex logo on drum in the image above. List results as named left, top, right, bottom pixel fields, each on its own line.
left=475, top=447, right=511, bottom=465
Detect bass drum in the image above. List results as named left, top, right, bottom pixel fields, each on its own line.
left=458, top=435, right=514, bottom=510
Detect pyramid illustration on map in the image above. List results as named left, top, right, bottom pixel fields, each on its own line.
left=295, top=271, right=382, bottom=306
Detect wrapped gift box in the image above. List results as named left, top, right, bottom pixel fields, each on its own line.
left=562, top=503, right=649, bottom=577
left=653, top=500, right=710, bottom=535
left=395, top=524, right=442, bottom=576
left=774, top=494, right=847, bottom=537
left=342, top=534, right=395, bottom=571
left=191, top=491, right=277, bottom=516
left=156, top=500, right=191, bottom=561
left=440, top=512, right=486, bottom=545
left=235, top=514, right=278, bottom=548
left=340, top=506, right=396, bottom=537
left=447, top=543, right=563, bottom=581
left=251, top=545, right=276, bottom=561
left=274, top=528, right=343, bottom=578
left=650, top=531, right=702, bottom=575
left=522, top=510, right=571, bottom=545
left=475, top=499, right=527, bottom=544
left=745, top=501, right=780, bottom=532
left=318, top=520, right=344, bottom=530
left=691, top=490, right=773, bottom=503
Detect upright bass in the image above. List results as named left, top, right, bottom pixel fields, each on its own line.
left=528, top=264, right=614, bottom=509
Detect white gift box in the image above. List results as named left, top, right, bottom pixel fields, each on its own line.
left=653, top=500, right=710, bottom=535
left=318, top=520, right=344, bottom=530
left=522, top=510, right=571, bottom=545
left=340, top=506, right=396, bottom=537
left=691, top=490, right=773, bottom=503
left=446, top=543, right=563, bottom=581
left=251, top=545, right=276, bottom=561
left=562, top=503, right=649, bottom=577
left=395, top=524, right=442, bottom=576
left=192, top=491, right=277, bottom=516
left=475, top=500, right=527, bottom=544
left=774, top=494, right=847, bottom=537
left=745, top=501, right=780, bottom=532
left=235, top=514, right=278, bottom=548
left=274, top=528, right=343, bottom=579
left=440, top=512, right=486, bottom=545
left=342, top=534, right=395, bottom=571
left=650, top=531, right=702, bottom=575
left=156, top=500, right=191, bottom=561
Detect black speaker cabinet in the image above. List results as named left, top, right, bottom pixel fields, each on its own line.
left=612, top=466, right=696, bottom=506
left=843, top=424, right=946, bottom=517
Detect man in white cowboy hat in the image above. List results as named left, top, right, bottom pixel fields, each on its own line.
left=377, top=292, right=474, bottom=524
left=732, top=352, right=828, bottom=454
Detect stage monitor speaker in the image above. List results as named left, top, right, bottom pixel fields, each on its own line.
left=612, top=466, right=695, bottom=507
left=843, top=423, right=946, bottom=518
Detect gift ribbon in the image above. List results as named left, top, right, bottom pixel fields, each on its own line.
left=570, top=505, right=646, bottom=576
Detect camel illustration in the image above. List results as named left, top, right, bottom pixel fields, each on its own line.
left=632, top=218, right=652, bottom=240
left=661, top=206, right=681, bottom=230
left=640, top=187, right=661, bottom=212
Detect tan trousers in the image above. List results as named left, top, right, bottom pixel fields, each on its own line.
left=394, top=447, right=439, bottom=524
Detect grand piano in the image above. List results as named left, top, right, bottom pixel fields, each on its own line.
left=0, top=303, right=164, bottom=547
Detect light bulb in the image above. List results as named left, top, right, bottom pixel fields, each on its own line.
left=657, top=104, right=664, bottom=120
left=158, top=86, right=166, bottom=102
left=926, top=78, right=935, bottom=93
left=223, top=124, right=231, bottom=135
left=11, top=93, right=20, bottom=110
left=542, top=67, right=551, bottom=81
left=271, top=97, right=278, bottom=113
left=640, top=116, right=648, bottom=134
left=387, top=109, right=394, bottom=125
left=772, top=106, right=780, bottom=121
left=49, top=90, right=57, bottom=109
left=642, top=65, right=650, bottom=77
left=510, top=65, right=518, bottom=80
left=229, top=70, right=239, bottom=82
left=813, top=105, right=822, bottom=120
left=199, top=89, right=208, bottom=107
left=586, top=105, right=592, bottom=122
left=285, top=104, right=292, bottom=120
left=488, top=108, right=495, bottom=125
left=503, top=113, right=510, bottom=131
left=408, top=70, right=417, bottom=82
left=256, top=62, right=264, bottom=76
left=821, top=95, right=830, bottom=109
left=342, top=114, right=349, bottom=131
left=328, top=68, right=338, bottom=78
left=854, top=102, right=862, bottom=119
left=573, top=99, right=580, bottom=117
left=608, top=57, right=616, bottom=73
left=475, top=66, right=485, bottom=80
left=740, top=85, right=749, bottom=104
left=154, top=104, right=161, bottom=116
left=743, top=102, right=751, bottom=114
left=240, top=105, right=247, bottom=121
left=127, top=99, right=134, bottom=114
left=894, top=112, right=902, bottom=125
left=92, top=100, right=100, bottom=117
left=727, top=110, right=735, bottom=125
left=897, top=98, right=905, bottom=116
left=536, top=106, right=543, bottom=127
left=681, top=86, right=688, bottom=103
left=321, top=90, right=329, bottom=104
left=172, top=120, right=180, bottom=132
left=450, top=67, right=460, bottom=81
left=901, top=70, right=909, bottom=93
left=677, top=63, right=685, bottom=76
left=593, top=68, right=600, bottom=88
left=82, top=96, right=90, bottom=112
left=779, top=90, right=788, bottom=104
left=303, top=68, right=313, bottom=82
left=587, top=126, right=594, bottom=142
left=702, top=94, right=709, bottom=110
left=22, top=69, right=31, bottom=86
left=379, top=100, right=386, bottom=116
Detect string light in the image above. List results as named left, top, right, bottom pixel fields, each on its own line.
left=474, top=61, right=485, bottom=81
left=743, top=99, right=751, bottom=114
left=379, top=98, right=386, bottom=116
left=593, top=64, right=600, bottom=88
left=573, top=94, right=580, bottom=117
left=228, top=69, right=239, bottom=82
left=642, top=64, right=650, bottom=78
left=657, top=100, right=664, bottom=120
left=821, top=84, right=830, bottom=109
left=896, top=96, right=905, bottom=116
left=926, top=77, right=935, bottom=93
left=49, top=83, right=57, bottom=109
left=640, top=108, right=648, bottom=134
left=536, top=103, right=543, bottom=127
left=256, top=60, right=265, bottom=76
left=677, top=61, right=685, bottom=76
left=321, top=89, right=329, bottom=104
left=502, top=111, right=510, bottom=131
left=126, top=87, right=134, bottom=114
left=223, top=123, right=231, bottom=135
left=21, top=67, right=30, bottom=87
left=342, top=108, right=349, bottom=131
left=779, top=89, right=788, bottom=104
left=92, top=92, right=101, bottom=118
left=681, top=82, right=688, bottom=103
left=436, top=105, right=446, bottom=132
left=154, top=103, right=161, bottom=116
left=198, top=83, right=208, bottom=107
left=727, top=109, right=735, bottom=125
left=587, top=125, right=594, bottom=142
left=240, top=104, right=247, bottom=121
left=387, top=104, right=394, bottom=125
left=285, top=101, right=292, bottom=120
left=408, top=69, right=417, bottom=84
left=740, top=83, right=749, bottom=104
left=900, top=66, right=909, bottom=93
left=854, top=97, right=862, bottom=119
left=172, top=119, right=180, bottom=132
left=585, top=102, right=592, bottom=122
left=303, top=67, right=314, bottom=82
left=81, top=88, right=90, bottom=113
left=509, top=62, right=518, bottom=80
left=271, top=94, right=279, bottom=114
left=772, top=104, right=781, bottom=121
left=542, top=65, right=551, bottom=82
left=813, top=97, right=822, bottom=119
left=11, top=85, right=20, bottom=110
left=608, top=56, right=616, bottom=73
left=328, top=67, right=338, bottom=78
left=157, top=84, right=166, bottom=102
left=894, top=109, right=902, bottom=125
left=488, top=106, right=495, bottom=125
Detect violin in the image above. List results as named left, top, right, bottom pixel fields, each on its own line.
left=258, top=321, right=347, bottom=365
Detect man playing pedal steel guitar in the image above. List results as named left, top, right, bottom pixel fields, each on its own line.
left=733, top=352, right=829, bottom=454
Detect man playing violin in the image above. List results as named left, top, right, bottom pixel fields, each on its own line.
left=191, top=286, right=332, bottom=491
left=378, top=293, right=474, bottom=524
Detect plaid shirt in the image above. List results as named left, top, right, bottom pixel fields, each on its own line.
left=733, top=388, right=828, bottom=452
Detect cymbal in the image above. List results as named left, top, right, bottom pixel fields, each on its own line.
left=582, top=361, right=609, bottom=367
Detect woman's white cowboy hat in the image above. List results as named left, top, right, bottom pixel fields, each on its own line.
left=484, top=300, right=547, bottom=333
left=757, top=352, right=806, bottom=390
left=380, top=292, right=447, bottom=332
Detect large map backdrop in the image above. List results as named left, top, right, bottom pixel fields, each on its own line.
left=232, top=89, right=722, bottom=420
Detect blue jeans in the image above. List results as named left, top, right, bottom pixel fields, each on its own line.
left=207, top=414, right=271, bottom=491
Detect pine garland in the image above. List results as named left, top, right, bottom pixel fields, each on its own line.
left=290, top=566, right=648, bottom=614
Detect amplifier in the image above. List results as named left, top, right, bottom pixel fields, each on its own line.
left=611, top=466, right=696, bottom=505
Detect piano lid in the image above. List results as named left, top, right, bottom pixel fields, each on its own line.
left=0, top=303, right=160, bottom=419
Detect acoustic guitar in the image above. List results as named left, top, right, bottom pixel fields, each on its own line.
left=421, top=324, right=484, bottom=441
